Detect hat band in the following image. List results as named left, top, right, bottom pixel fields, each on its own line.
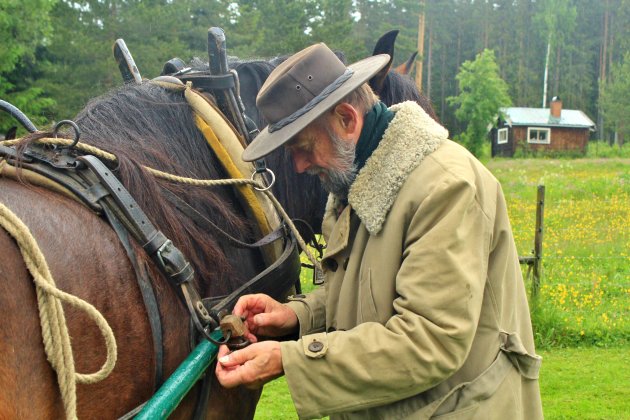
left=268, top=68, right=355, bottom=133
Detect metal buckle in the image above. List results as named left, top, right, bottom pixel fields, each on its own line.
left=155, top=239, right=173, bottom=271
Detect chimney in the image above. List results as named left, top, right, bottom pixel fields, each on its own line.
left=550, top=96, right=562, bottom=118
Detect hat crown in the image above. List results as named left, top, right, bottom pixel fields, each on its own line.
left=256, top=43, right=347, bottom=124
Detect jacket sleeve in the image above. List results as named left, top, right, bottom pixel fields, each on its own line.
left=284, top=286, right=327, bottom=337
left=280, top=174, right=493, bottom=419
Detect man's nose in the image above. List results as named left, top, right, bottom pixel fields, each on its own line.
left=291, top=151, right=311, bottom=174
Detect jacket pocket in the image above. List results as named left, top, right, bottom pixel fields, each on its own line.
left=359, top=268, right=378, bottom=322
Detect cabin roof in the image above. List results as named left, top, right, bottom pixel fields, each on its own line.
left=500, top=107, right=596, bottom=130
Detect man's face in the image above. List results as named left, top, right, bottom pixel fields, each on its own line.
left=285, top=123, right=357, bottom=199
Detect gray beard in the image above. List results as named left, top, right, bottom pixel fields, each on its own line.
left=307, top=131, right=357, bottom=201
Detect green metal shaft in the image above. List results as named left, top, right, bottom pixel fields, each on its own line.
left=136, top=329, right=223, bottom=419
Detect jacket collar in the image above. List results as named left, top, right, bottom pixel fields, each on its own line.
left=327, top=101, right=448, bottom=235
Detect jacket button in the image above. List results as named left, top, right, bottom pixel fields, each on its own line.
left=323, top=259, right=338, bottom=272
left=308, top=340, right=324, bottom=353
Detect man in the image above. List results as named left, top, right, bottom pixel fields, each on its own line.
left=216, top=43, right=543, bottom=419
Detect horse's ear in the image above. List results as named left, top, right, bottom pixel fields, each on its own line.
left=369, top=30, right=398, bottom=94
left=394, top=51, right=418, bottom=75
left=5, top=126, right=17, bottom=140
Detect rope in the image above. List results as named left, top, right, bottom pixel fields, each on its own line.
left=0, top=138, right=323, bottom=271
left=0, top=201, right=117, bottom=420
left=148, top=167, right=321, bottom=270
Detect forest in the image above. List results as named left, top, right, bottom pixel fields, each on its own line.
left=2, top=0, right=629, bottom=144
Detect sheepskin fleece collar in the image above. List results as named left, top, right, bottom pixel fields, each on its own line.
left=339, top=101, right=448, bottom=234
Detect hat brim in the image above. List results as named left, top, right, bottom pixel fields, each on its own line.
left=241, top=54, right=390, bottom=162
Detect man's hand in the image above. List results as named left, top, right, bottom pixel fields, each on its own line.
left=233, top=293, right=299, bottom=342
left=215, top=341, right=283, bottom=389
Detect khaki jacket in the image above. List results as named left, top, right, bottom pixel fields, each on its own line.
left=281, top=102, right=543, bottom=419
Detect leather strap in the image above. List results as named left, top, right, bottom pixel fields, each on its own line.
left=103, top=205, right=164, bottom=389
left=178, top=73, right=235, bottom=91
left=163, top=189, right=285, bottom=250
left=206, top=233, right=301, bottom=320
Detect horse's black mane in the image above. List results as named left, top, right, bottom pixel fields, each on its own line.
left=377, top=70, right=439, bottom=122
left=25, top=83, right=262, bottom=295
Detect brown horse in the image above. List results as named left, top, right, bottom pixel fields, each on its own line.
left=0, top=83, right=285, bottom=418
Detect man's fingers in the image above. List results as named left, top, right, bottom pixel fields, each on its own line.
left=232, top=295, right=253, bottom=318
left=253, top=311, right=286, bottom=329
left=218, top=346, right=253, bottom=368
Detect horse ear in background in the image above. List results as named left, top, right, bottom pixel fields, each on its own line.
left=394, top=51, right=418, bottom=76
left=369, top=31, right=439, bottom=122
left=369, top=29, right=398, bottom=94
left=370, top=29, right=418, bottom=76
left=4, top=126, right=17, bottom=140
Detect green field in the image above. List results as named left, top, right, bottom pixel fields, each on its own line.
left=255, top=156, right=630, bottom=418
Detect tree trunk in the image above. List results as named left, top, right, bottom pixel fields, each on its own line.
left=543, top=33, right=551, bottom=108
left=440, top=49, right=446, bottom=121
left=598, top=0, right=610, bottom=142
left=416, top=0, right=426, bottom=93
left=427, top=24, right=432, bottom=99
left=553, top=43, right=561, bottom=97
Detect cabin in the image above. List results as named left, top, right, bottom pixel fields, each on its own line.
left=490, top=97, right=596, bottom=157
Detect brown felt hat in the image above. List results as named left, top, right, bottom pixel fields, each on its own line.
left=241, top=43, right=390, bottom=161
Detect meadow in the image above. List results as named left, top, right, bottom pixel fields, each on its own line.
left=491, top=157, right=629, bottom=348
left=254, top=153, right=629, bottom=419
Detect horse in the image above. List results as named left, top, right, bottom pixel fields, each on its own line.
left=0, top=81, right=292, bottom=418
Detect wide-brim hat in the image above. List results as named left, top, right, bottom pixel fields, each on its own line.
left=241, top=43, right=390, bottom=161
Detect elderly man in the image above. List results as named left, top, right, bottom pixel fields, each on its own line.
left=215, top=43, right=543, bottom=419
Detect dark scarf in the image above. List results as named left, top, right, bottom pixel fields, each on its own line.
left=353, top=101, right=395, bottom=172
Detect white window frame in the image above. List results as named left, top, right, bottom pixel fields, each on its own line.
left=527, top=127, right=551, bottom=144
left=497, top=127, right=508, bottom=144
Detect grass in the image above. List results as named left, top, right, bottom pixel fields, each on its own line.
left=538, top=346, right=630, bottom=419
left=487, top=158, right=629, bottom=348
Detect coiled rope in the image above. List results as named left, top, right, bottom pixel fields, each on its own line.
left=0, top=199, right=117, bottom=420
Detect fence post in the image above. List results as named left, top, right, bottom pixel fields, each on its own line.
left=531, top=185, right=545, bottom=299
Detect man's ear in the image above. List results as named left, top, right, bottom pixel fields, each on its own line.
left=332, top=103, right=361, bottom=140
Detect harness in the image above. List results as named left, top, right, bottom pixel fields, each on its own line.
left=0, top=106, right=316, bottom=419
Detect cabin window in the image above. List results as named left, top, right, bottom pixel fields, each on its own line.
left=497, top=128, right=508, bottom=144
left=527, top=127, right=551, bottom=144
